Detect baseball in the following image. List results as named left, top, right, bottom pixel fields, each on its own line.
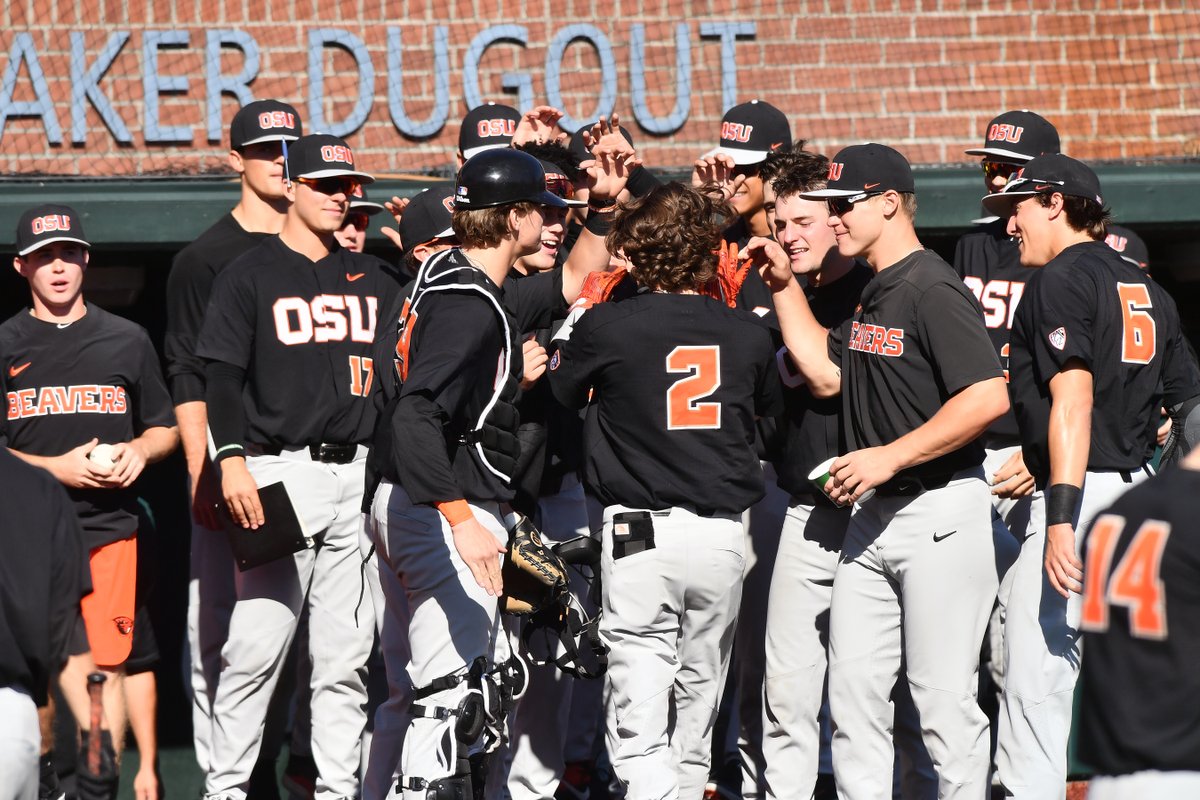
left=88, top=443, right=117, bottom=470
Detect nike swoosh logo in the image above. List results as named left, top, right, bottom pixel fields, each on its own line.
left=864, top=182, right=881, bottom=190
left=346, top=272, right=366, bottom=282
left=8, top=361, right=31, bottom=377
left=933, top=530, right=957, bottom=542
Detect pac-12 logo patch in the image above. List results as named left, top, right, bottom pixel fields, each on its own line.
left=1048, top=326, right=1067, bottom=351
left=549, top=350, right=561, bottom=371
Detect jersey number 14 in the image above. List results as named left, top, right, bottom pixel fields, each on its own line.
left=666, top=346, right=721, bottom=430
left=1081, top=514, right=1171, bottom=640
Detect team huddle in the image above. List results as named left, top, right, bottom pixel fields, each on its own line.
left=2, top=94, right=1199, bottom=800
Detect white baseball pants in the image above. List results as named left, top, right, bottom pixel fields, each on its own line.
left=0, top=686, right=38, bottom=800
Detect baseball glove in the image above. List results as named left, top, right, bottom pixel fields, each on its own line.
left=501, top=515, right=570, bottom=616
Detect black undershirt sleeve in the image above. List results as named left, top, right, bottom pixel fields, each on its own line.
left=205, top=360, right=248, bottom=462
left=392, top=391, right=462, bottom=504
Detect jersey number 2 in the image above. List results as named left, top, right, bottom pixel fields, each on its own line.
left=1118, top=283, right=1156, bottom=365
left=666, top=346, right=721, bottom=430
left=349, top=355, right=374, bottom=397
left=1081, top=514, right=1171, bottom=640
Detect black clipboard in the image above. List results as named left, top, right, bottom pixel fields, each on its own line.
left=223, top=481, right=311, bottom=571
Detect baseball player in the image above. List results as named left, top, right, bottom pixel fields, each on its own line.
left=744, top=143, right=1010, bottom=799
left=367, top=148, right=568, bottom=799
left=197, top=133, right=402, bottom=800
left=457, top=102, right=522, bottom=166
left=334, top=185, right=386, bottom=253
left=1103, top=223, right=1150, bottom=271
left=164, top=98, right=301, bottom=782
left=548, top=181, right=783, bottom=800
left=1077, top=446, right=1200, bottom=799
left=2, top=204, right=179, bottom=793
left=981, top=154, right=1200, bottom=799
left=0, top=448, right=85, bottom=800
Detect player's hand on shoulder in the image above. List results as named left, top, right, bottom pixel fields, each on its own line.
left=108, top=440, right=149, bottom=488
left=827, top=447, right=900, bottom=507
left=451, top=515, right=506, bottom=596
left=219, top=456, right=264, bottom=530
left=520, top=336, right=549, bottom=390
left=990, top=448, right=1035, bottom=499
left=740, top=236, right=794, bottom=292
left=1045, top=523, right=1082, bottom=598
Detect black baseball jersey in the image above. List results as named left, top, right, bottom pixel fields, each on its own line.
left=775, top=264, right=873, bottom=498
left=1008, top=241, right=1200, bottom=487
left=1078, top=464, right=1200, bottom=776
left=548, top=292, right=783, bottom=515
left=828, top=249, right=1003, bottom=478
left=197, top=237, right=402, bottom=446
left=0, top=305, right=176, bottom=548
left=953, top=219, right=1029, bottom=442
left=0, top=448, right=86, bottom=705
left=383, top=249, right=567, bottom=505
left=165, top=213, right=271, bottom=404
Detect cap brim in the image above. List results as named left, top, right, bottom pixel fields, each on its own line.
left=295, top=168, right=375, bottom=184
left=964, top=146, right=1035, bottom=161
left=971, top=214, right=1002, bottom=225
left=461, top=142, right=510, bottom=161
left=562, top=198, right=587, bottom=208
left=799, top=187, right=863, bottom=199
left=980, top=190, right=1040, bottom=215
left=18, top=236, right=91, bottom=257
left=350, top=200, right=386, bottom=214
left=536, top=190, right=569, bottom=209
left=704, top=145, right=769, bottom=166
left=237, top=133, right=301, bottom=148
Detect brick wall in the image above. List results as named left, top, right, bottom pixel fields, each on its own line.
left=1, top=0, right=1197, bottom=176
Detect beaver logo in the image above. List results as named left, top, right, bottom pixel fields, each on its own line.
left=114, top=616, right=134, bottom=635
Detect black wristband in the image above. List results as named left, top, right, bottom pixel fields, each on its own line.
left=584, top=208, right=614, bottom=237
left=1046, top=483, right=1081, bottom=526
left=587, top=196, right=616, bottom=211
left=625, top=165, right=660, bottom=197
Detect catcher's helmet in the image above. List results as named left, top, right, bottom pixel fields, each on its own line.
left=454, top=149, right=568, bottom=210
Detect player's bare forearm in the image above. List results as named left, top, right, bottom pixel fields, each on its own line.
left=885, top=376, right=1010, bottom=472
left=1047, top=363, right=1093, bottom=489
left=175, top=401, right=210, bottom=478
left=131, top=426, right=179, bottom=465
left=562, top=229, right=611, bottom=305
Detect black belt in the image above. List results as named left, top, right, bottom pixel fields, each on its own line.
left=255, top=443, right=359, bottom=464
left=874, top=471, right=956, bottom=497
left=789, top=490, right=838, bottom=508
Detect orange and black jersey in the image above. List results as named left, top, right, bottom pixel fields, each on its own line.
left=1078, top=464, right=1200, bottom=776
left=197, top=236, right=403, bottom=448
left=548, top=291, right=782, bottom=515
left=953, top=219, right=1029, bottom=442
left=775, top=264, right=872, bottom=499
left=165, top=213, right=272, bottom=404
left=829, top=249, right=1002, bottom=479
left=1009, top=241, right=1200, bottom=487
left=0, top=304, right=176, bottom=548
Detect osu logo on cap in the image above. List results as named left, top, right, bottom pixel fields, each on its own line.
left=827, top=162, right=845, bottom=181
left=721, top=122, right=754, bottom=143
left=31, top=214, right=72, bottom=234
left=320, top=145, right=355, bottom=165
left=258, top=111, right=296, bottom=130
left=442, top=196, right=456, bottom=213
left=987, top=123, right=1024, bottom=144
left=1105, top=233, right=1127, bottom=252
left=477, top=119, right=516, bottom=138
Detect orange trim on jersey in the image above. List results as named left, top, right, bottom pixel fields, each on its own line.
left=80, top=535, right=137, bottom=668
left=437, top=499, right=473, bottom=527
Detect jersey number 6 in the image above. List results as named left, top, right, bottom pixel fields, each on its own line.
left=666, top=345, right=721, bottom=430
left=1118, top=282, right=1156, bottom=365
left=1081, top=514, right=1171, bottom=640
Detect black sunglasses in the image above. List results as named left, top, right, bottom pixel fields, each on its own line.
left=827, top=192, right=882, bottom=217
left=296, top=176, right=360, bottom=196
left=343, top=211, right=370, bottom=229
left=982, top=162, right=1022, bottom=182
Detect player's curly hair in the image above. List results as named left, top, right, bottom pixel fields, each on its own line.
left=606, top=182, right=734, bottom=294
left=1035, top=193, right=1110, bottom=240
left=759, top=143, right=818, bottom=189
left=453, top=201, right=541, bottom=249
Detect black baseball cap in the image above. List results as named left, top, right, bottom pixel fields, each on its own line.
left=286, top=134, right=374, bottom=184
left=982, top=154, right=1103, bottom=215
left=1105, top=224, right=1150, bottom=270
left=568, top=123, right=635, bottom=163
left=800, top=143, right=915, bottom=199
left=965, top=110, right=1060, bottom=163
left=539, top=159, right=586, bottom=207
left=16, top=203, right=90, bottom=256
left=705, top=100, right=791, bottom=166
left=454, top=149, right=568, bottom=210
left=230, top=99, right=302, bottom=149
left=399, top=187, right=457, bottom=254
left=459, top=103, right=521, bottom=160
left=349, top=185, right=385, bottom=215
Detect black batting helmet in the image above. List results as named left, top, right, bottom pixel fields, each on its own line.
left=454, top=149, right=568, bottom=210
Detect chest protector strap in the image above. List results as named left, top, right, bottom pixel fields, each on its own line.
left=395, top=249, right=522, bottom=482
